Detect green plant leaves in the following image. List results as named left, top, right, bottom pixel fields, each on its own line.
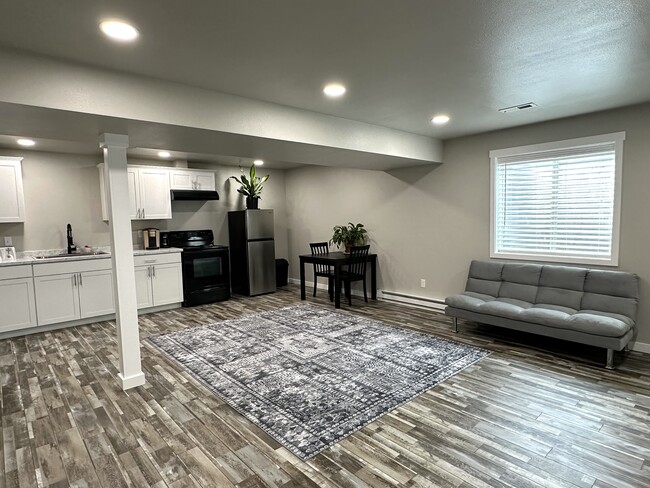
left=229, top=165, right=269, bottom=198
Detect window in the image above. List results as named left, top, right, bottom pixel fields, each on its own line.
left=490, top=132, right=625, bottom=266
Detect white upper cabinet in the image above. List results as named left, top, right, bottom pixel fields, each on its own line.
left=169, top=169, right=216, bottom=191
left=137, top=167, right=172, bottom=219
left=0, top=156, right=26, bottom=223
left=99, top=165, right=172, bottom=220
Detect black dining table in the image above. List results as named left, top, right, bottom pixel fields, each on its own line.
left=298, top=251, right=377, bottom=308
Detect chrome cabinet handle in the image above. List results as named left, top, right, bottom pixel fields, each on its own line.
left=73, top=274, right=77, bottom=287
left=78, top=273, right=82, bottom=286
left=147, top=266, right=151, bottom=277
left=153, top=265, right=156, bottom=278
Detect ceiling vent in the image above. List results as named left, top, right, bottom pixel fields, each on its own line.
left=498, top=102, right=538, bottom=113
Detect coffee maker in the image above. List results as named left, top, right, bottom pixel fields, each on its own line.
left=143, top=228, right=160, bottom=250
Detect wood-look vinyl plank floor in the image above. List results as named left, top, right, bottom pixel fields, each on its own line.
left=1, top=285, right=650, bottom=487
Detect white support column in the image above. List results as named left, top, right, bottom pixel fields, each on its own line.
left=99, top=133, right=145, bottom=390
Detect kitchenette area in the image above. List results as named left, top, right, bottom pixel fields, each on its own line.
left=0, top=151, right=290, bottom=340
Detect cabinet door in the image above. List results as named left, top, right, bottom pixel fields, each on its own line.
left=127, top=168, right=140, bottom=219
left=138, top=168, right=172, bottom=219
left=151, top=263, right=183, bottom=306
left=0, top=277, right=37, bottom=332
left=78, top=270, right=115, bottom=319
left=134, top=266, right=154, bottom=309
left=34, top=274, right=80, bottom=325
left=195, top=172, right=216, bottom=191
left=0, top=158, right=26, bottom=223
left=169, top=170, right=193, bottom=190
left=99, top=166, right=140, bottom=221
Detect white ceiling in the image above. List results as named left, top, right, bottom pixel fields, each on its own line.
left=0, top=0, right=649, bottom=164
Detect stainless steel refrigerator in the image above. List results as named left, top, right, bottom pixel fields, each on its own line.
left=228, top=209, right=276, bottom=296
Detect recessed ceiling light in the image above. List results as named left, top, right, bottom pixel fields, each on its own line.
left=323, top=83, right=346, bottom=98
left=253, top=159, right=264, bottom=166
left=99, top=20, right=139, bottom=42
left=158, top=151, right=171, bottom=158
left=17, top=138, right=35, bottom=147
left=431, top=114, right=450, bottom=125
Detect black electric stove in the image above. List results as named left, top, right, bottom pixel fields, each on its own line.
left=162, top=230, right=230, bottom=306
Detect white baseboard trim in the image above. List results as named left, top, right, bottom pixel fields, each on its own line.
left=118, top=371, right=146, bottom=390
left=630, top=341, right=650, bottom=354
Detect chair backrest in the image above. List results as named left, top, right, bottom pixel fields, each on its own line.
left=347, top=245, right=370, bottom=277
left=310, top=242, right=330, bottom=274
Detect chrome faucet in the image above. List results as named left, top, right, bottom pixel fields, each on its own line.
left=67, top=223, right=76, bottom=254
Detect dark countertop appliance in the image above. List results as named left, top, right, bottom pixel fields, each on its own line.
left=228, top=209, right=276, bottom=296
left=163, top=229, right=230, bottom=306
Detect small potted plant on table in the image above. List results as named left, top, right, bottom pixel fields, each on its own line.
left=230, top=164, right=270, bottom=209
left=330, top=222, right=368, bottom=253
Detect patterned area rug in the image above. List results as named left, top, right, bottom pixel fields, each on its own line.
left=148, top=304, right=490, bottom=459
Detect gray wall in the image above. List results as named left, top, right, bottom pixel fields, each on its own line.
left=284, top=103, right=650, bottom=346
left=0, top=150, right=288, bottom=259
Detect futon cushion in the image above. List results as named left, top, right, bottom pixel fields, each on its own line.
left=466, top=260, right=503, bottom=297
left=584, top=270, right=640, bottom=298
left=499, top=282, right=538, bottom=303
left=480, top=298, right=532, bottom=320
left=567, top=312, right=632, bottom=337
left=469, top=260, right=503, bottom=281
left=519, top=307, right=573, bottom=328
left=445, top=293, right=493, bottom=313
left=467, top=277, right=501, bottom=297
left=536, top=286, right=583, bottom=310
left=502, top=263, right=542, bottom=285
left=539, top=265, right=587, bottom=291
left=581, top=293, right=637, bottom=320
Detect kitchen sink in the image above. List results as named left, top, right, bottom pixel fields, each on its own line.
left=35, top=251, right=110, bottom=259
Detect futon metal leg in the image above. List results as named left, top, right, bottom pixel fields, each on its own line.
left=606, top=349, right=614, bottom=370
left=453, top=317, right=458, bottom=333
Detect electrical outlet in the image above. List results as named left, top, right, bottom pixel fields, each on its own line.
left=420, top=278, right=426, bottom=288
left=4, top=236, right=12, bottom=246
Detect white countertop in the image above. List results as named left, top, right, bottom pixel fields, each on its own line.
left=0, top=247, right=183, bottom=267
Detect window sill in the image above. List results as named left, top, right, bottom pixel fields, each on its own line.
left=490, top=251, right=618, bottom=267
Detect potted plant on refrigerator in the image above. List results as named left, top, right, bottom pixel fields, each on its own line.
left=330, top=222, right=368, bottom=253
left=230, top=164, right=270, bottom=209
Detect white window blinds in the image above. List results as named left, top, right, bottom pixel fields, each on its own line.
left=490, top=133, right=624, bottom=265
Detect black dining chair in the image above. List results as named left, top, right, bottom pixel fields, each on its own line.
left=341, top=244, right=370, bottom=306
left=309, top=242, right=334, bottom=300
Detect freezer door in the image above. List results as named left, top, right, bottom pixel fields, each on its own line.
left=247, top=240, right=276, bottom=295
left=246, top=209, right=274, bottom=240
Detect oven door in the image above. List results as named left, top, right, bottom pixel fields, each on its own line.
left=181, top=248, right=230, bottom=300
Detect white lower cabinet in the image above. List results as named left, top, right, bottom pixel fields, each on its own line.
left=134, top=253, right=183, bottom=309
left=33, top=259, right=115, bottom=326
left=0, top=265, right=37, bottom=333
left=77, top=270, right=115, bottom=318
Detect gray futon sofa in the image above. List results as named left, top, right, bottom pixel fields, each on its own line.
left=445, top=260, right=640, bottom=368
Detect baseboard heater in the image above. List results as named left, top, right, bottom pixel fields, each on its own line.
left=380, top=290, right=446, bottom=311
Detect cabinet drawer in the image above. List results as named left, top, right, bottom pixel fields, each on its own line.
left=33, top=257, right=112, bottom=276
left=0, top=264, right=33, bottom=280
left=134, top=252, right=181, bottom=267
